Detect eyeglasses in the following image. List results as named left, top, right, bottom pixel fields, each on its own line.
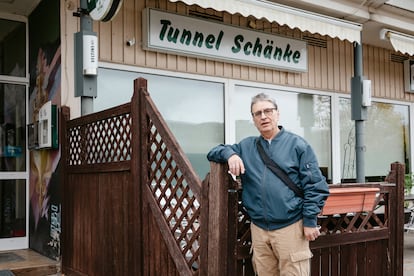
left=251, top=108, right=277, bottom=118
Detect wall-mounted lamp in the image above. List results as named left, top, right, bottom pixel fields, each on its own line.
left=248, top=20, right=256, bottom=29
left=126, top=38, right=136, bottom=46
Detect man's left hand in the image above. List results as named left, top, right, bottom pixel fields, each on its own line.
left=304, top=226, right=320, bottom=241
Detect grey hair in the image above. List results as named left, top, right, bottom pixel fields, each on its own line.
left=250, top=93, right=278, bottom=112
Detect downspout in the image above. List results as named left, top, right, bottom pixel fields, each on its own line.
left=351, top=36, right=368, bottom=183
left=74, top=0, right=97, bottom=116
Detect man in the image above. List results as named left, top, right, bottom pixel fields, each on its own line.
left=207, top=93, right=329, bottom=276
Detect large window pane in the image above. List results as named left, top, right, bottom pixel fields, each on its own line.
left=0, top=19, right=26, bottom=77
left=0, top=83, right=26, bottom=171
left=234, top=85, right=332, bottom=181
left=340, top=98, right=409, bottom=180
left=96, top=68, right=224, bottom=178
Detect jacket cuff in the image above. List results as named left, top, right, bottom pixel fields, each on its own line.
left=303, top=216, right=317, bottom=227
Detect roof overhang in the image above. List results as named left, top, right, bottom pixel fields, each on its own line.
left=168, top=0, right=362, bottom=43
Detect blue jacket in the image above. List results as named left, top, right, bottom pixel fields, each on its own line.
left=207, top=126, right=329, bottom=230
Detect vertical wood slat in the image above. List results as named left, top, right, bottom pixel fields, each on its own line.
left=388, top=162, right=405, bottom=276
left=111, top=5, right=124, bottom=62
left=98, top=20, right=112, bottom=60
left=123, top=0, right=135, bottom=63
left=206, top=162, right=232, bottom=276
left=199, top=175, right=210, bottom=276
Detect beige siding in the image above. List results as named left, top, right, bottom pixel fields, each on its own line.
left=92, top=0, right=413, bottom=102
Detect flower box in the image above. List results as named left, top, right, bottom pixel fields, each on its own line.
left=321, top=187, right=380, bottom=215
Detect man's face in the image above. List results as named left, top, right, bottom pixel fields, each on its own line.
left=251, top=100, right=279, bottom=137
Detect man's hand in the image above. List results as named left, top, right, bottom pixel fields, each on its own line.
left=228, top=154, right=245, bottom=176
left=304, top=226, right=320, bottom=241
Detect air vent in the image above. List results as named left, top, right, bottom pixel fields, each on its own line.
left=188, top=9, right=223, bottom=22
left=390, top=53, right=408, bottom=63
left=302, top=35, right=327, bottom=48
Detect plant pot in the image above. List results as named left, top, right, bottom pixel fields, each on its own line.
left=321, top=187, right=380, bottom=215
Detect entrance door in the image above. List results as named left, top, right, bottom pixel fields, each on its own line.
left=0, top=15, right=29, bottom=250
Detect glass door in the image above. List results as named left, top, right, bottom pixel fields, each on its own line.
left=0, top=15, right=29, bottom=250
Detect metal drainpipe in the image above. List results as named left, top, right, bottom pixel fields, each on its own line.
left=79, top=0, right=94, bottom=116
left=353, top=40, right=366, bottom=183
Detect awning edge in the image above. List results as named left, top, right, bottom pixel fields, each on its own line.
left=168, top=0, right=362, bottom=43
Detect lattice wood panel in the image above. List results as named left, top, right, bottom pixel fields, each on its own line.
left=147, top=121, right=201, bottom=270
left=235, top=188, right=388, bottom=258
left=67, top=113, right=132, bottom=165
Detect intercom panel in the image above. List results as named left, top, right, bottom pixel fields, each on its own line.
left=38, top=101, right=58, bottom=149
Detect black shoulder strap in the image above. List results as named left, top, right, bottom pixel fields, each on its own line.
left=256, top=139, right=304, bottom=198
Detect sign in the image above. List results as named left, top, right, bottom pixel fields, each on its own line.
left=87, top=0, right=123, bottom=22
left=142, top=9, right=308, bottom=72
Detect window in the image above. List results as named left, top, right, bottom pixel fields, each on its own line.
left=97, top=68, right=224, bottom=178
left=340, top=98, right=409, bottom=180
left=0, top=18, right=26, bottom=77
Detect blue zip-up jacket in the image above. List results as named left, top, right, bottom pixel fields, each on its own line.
left=207, top=126, right=329, bottom=230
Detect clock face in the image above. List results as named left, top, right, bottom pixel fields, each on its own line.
left=87, top=0, right=123, bottom=22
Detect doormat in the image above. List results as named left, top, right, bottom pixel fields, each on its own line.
left=0, top=252, right=24, bottom=264
left=0, top=270, right=15, bottom=276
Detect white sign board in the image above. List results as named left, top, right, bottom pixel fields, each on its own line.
left=142, top=9, right=308, bottom=72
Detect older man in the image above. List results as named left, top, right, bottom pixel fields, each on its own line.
left=207, top=93, right=329, bottom=276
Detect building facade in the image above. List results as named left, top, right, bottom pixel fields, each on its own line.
left=1, top=0, right=414, bottom=259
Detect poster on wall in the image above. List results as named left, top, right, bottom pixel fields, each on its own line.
left=28, top=0, right=61, bottom=260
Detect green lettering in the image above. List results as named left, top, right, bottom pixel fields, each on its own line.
left=263, top=45, right=273, bottom=59
left=167, top=28, right=179, bottom=43
left=232, top=35, right=244, bottom=53
left=244, top=42, right=252, bottom=55
left=205, top=34, right=215, bottom=49
left=180, top=29, right=192, bottom=45
left=283, top=44, right=293, bottom=62
left=159, top=20, right=171, bottom=41
left=273, top=47, right=283, bottom=60
left=215, top=31, right=224, bottom=50
left=292, top=51, right=301, bottom=63
left=252, top=38, right=262, bottom=57
left=193, top=32, right=204, bottom=47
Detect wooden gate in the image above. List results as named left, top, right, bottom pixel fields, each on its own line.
left=61, top=77, right=404, bottom=275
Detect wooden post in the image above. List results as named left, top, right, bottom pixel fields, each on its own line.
left=386, top=162, right=405, bottom=276
left=393, top=162, right=405, bottom=276
left=131, top=77, right=148, bottom=275
left=204, top=162, right=236, bottom=275
left=59, top=106, right=70, bottom=271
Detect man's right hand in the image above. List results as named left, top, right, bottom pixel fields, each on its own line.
left=228, top=154, right=245, bottom=176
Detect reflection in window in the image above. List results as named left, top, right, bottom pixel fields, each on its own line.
left=0, top=83, right=26, bottom=171
left=97, top=68, right=224, bottom=178
left=339, top=98, right=409, bottom=181
left=0, top=179, right=26, bottom=238
left=0, top=18, right=26, bottom=77
left=234, top=86, right=332, bottom=181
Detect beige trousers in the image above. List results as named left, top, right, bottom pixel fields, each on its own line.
left=250, top=220, right=313, bottom=276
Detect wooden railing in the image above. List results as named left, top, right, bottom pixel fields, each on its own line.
left=61, top=77, right=404, bottom=276
left=206, top=161, right=405, bottom=276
